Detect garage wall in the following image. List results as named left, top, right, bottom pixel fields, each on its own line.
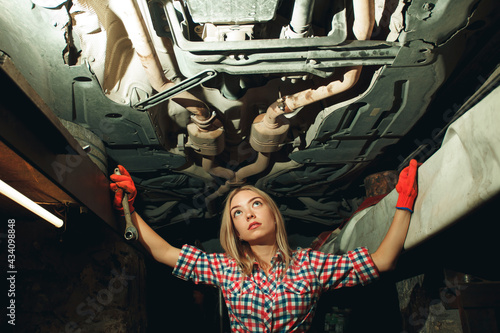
left=0, top=210, right=147, bottom=332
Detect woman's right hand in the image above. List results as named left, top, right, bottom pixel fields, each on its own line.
left=109, top=165, right=137, bottom=215
left=109, top=165, right=181, bottom=267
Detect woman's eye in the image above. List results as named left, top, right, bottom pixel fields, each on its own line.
left=253, top=201, right=262, bottom=207
left=233, top=210, right=242, bottom=217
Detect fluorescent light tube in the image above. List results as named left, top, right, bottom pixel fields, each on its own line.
left=0, top=179, right=64, bottom=228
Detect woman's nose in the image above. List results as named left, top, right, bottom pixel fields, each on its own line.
left=246, top=211, right=255, bottom=220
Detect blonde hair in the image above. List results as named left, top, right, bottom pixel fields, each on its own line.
left=219, top=185, right=292, bottom=276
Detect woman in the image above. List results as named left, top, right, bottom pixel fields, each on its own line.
left=110, top=160, right=419, bottom=332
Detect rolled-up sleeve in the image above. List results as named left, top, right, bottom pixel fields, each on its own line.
left=172, top=244, right=227, bottom=287
left=306, top=247, right=379, bottom=290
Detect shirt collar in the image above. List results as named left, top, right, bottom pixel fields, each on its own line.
left=250, top=248, right=284, bottom=267
left=271, top=248, right=285, bottom=265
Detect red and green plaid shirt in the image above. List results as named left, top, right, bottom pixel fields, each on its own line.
left=173, top=244, right=379, bottom=332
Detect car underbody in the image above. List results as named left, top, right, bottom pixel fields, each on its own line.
left=1, top=0, right=499, bottom=237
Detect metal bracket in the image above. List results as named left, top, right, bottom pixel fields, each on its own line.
left=134, top=69, right=217, bottom=110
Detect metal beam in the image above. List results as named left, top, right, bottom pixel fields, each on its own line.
left=0, top=53, right=117, bottom=229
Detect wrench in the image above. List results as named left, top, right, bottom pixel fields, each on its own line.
left=133, top=69, right=217, bottom=110
left=114, top=168, right=139, bottom=241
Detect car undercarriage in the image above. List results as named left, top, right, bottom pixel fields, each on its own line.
left=5, top=0, right=499, bottom=233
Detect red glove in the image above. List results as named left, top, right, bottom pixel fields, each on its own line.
left=109, top=165, right=137, bottom=215
left=395, top=159, right=419, bottom=213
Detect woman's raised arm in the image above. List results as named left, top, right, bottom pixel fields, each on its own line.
left=371, top=159, right=419, bottom=272
left=110, top=165, right=181, bottom=268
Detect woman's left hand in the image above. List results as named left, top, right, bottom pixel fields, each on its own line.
left=395, top=159, right=420, bottom=213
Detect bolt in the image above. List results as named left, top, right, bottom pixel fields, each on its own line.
left=422, top=2, right=434, bottom=11
left=194, top=25, right=203, bottom=34
left=308, top=59, right=317, bottom=65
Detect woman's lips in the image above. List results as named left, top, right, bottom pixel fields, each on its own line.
left=248, top=222, right=262, bottom=230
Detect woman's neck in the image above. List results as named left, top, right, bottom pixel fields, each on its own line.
left=250, top=243, right=277, bottom=270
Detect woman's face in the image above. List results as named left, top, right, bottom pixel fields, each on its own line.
left=230, top=190, right=277, bottom=246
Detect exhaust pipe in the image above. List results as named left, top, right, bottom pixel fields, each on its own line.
left=110, top=0, right=212, bottom=122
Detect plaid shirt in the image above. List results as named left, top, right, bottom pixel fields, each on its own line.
left=173, top=244, right=379, bottom=332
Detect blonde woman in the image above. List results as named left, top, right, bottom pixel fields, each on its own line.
left=110, top=160, right=419, bottom=332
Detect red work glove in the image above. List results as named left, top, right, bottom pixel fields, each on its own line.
left=395, top=159, right=419, bottom=213
left=109, top=165, right=137, bottom=215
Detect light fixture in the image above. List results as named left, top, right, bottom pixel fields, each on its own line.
left=0, top=179, right=64, bottom=228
